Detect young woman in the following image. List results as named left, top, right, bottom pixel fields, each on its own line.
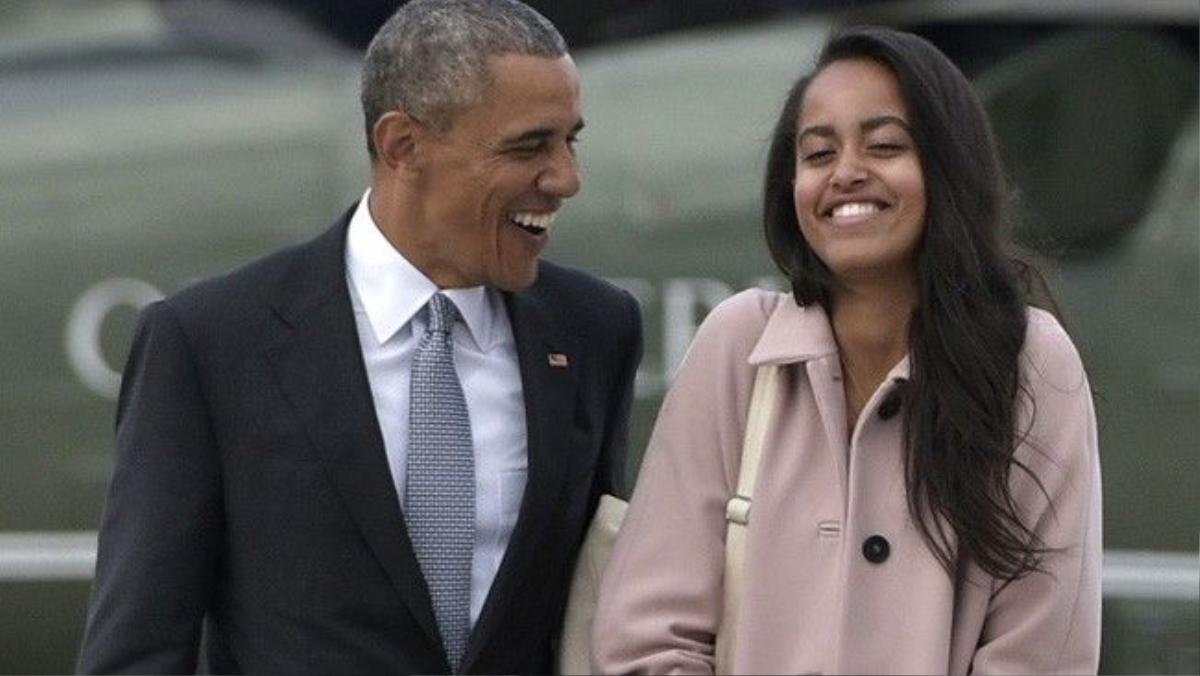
left=592, top=27, right=1101, bottom=675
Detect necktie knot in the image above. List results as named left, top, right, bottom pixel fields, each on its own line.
left=426, top=292, right=458, bottom=336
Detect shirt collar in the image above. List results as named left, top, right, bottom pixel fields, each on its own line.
left=345, top=190, right=497, bottom=350
left=747, top=294, right=912, bottom=380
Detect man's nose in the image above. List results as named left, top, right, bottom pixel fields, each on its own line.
left=537, top=143, right=582, bottom=198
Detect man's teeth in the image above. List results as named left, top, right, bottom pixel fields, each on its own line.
left=831, top=202, right=880, bottom=218
left=510, top=211, right=557, bottom=232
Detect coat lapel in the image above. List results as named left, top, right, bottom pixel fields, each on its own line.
left=262, top=214, right=442, bottom=650
left=462, top=282, right=581, bottom=666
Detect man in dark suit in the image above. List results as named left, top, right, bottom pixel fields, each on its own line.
left=76, top=1, right=642, bottom=673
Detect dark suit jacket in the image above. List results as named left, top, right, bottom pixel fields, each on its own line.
left=77, top=208, right=643, bottom=674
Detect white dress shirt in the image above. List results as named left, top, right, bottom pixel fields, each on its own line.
left=345, top=190, right=528, bottom=626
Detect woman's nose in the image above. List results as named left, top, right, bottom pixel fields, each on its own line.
left=829, top=151, right=868, bottom=190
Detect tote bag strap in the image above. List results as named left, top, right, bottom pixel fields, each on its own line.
left=714, top=363, right=781, bottom=672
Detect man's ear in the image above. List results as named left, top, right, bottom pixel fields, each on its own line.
left=372, top=110, right=425, bottom=172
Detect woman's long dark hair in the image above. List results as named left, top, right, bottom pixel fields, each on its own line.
left=764, top=27, right=1050, bottom=581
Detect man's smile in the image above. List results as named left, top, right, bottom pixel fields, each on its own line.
left=509, top=209, right=559, bottom=235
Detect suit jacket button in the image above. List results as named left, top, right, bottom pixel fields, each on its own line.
left=862, top=535, right=890, bottom=564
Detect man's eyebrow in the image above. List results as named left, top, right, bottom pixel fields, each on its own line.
left=797, top=115, right=911, bottom=143
left=502, top=119, right=586, bottom=147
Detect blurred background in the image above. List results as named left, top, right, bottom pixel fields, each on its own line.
left=0, top=0, right=1196, bottom=672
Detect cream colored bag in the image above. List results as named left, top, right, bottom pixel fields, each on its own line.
left=557, top=494, right=627, bottom=675
left=556, top=365, right=780, bottom=675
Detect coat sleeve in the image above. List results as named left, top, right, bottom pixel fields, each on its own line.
left=591, top=292, right=768, bottom=675
left=971, top=312, right=1103, bottom=675
left=77, top=300, right=223, bottom=674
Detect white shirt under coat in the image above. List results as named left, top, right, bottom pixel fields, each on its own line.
left=344, top=191, right=528, bottom=626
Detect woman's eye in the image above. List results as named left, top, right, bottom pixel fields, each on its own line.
left=802, top=149, right=834, bottom=163
left=869, top=142, right=906, bottom=154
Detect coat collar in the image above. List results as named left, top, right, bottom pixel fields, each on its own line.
left=747, top=296, right=838, bottom=365
left=747, top=294, right=911, bottom=380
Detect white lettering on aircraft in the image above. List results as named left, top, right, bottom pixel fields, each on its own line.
left=65, top=275, right=785, bottom=401
left=64, top=278, right=164, bottom=399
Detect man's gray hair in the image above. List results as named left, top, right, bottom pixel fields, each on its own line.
left=360, top=0, right=568, bottom=159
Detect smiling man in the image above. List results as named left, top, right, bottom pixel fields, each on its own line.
left=77, top=1, right=642, bottom=673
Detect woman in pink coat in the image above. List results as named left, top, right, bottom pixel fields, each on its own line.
left=592, top=27, right=1101, bottom=675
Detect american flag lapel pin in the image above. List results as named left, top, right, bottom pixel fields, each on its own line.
left=547, top=352, right=569, bottom=368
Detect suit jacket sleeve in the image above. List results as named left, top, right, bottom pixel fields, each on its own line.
left=590, top=289, right=643, bottom=503
left=970, top=311, right=1103, bottom=674
left=77, top=300, right=223, bottom=674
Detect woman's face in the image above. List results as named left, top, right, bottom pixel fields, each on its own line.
left=793, top=58, right=927, bottom=286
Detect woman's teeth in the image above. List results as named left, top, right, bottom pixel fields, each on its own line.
left=510, top=211, right=557, bottom=234
left=830, top=202, right=881, bottom=219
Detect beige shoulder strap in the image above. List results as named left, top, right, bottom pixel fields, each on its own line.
left=715, top=363, right=780, bottom=672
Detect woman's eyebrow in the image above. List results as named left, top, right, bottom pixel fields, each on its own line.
left=799, top=115, right=912, bottom=143
left=861, top=115, right=911, bottom=133
left=797, top=124, right=835, bottom=144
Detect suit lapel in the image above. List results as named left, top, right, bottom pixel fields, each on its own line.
left=462, top=283, right=581, bottom=666
left=262, top=214, right=442, bottom=650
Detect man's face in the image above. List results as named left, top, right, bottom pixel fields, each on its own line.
left=407, top=53, right=583, bottom=291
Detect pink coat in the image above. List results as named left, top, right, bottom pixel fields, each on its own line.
left=593, top=290, right=1101, bottom=675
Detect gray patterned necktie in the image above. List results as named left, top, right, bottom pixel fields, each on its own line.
left=406, top=292, right=474, bottom=673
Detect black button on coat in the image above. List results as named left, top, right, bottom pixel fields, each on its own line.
left=862, top=535, right=890, bottom=563
left=877, top=394, right=901, bottom=419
